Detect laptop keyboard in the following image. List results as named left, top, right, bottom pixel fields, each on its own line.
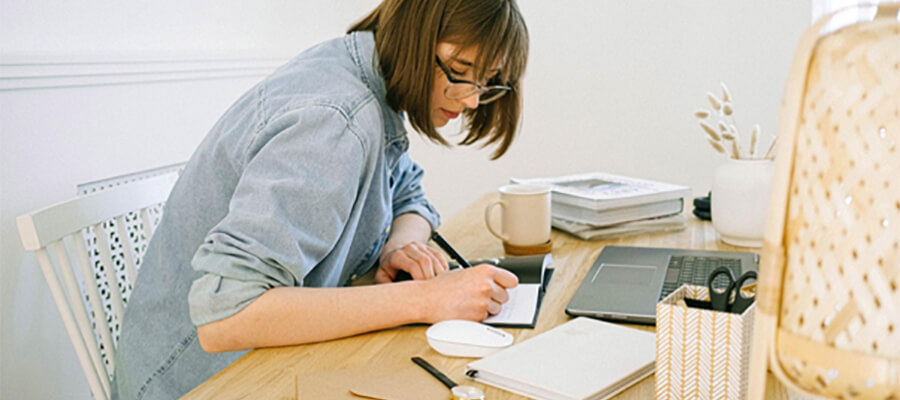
left=659, top=255, right=742, bottom=301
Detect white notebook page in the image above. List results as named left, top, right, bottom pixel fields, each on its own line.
left=483, top=284, right=540, bottom=325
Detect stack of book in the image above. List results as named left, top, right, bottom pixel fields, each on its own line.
left=511, top=172, right=691, bottom=240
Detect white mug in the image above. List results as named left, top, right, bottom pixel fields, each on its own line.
left=484, top=184, right=551, bottom=247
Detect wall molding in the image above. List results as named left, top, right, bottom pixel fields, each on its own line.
left=0, top=56, right=288, bottom=91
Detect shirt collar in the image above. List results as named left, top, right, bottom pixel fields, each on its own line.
left=346, top=31, right=408, bottom=147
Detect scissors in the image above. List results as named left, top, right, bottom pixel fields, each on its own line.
left=707, top=266, right=757, bottom=313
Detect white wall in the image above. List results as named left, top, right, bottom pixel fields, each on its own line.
left=1, top=1, right=809, bottom=399
left=414, top=0, right=810, bottom=219
left=812, top=0, right=873, bottom=20
left=0, top=2, right=370, bottom=399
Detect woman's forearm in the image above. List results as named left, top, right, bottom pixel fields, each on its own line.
left=198, top=213, right=441, bottom=353
left=197, top=281, right=429, bottom=353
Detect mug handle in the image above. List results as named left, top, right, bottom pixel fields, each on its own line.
left=484, top=200, right=509, bottom=241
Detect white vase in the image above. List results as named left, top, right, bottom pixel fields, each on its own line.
left=711, top=159, right=775, bottom=248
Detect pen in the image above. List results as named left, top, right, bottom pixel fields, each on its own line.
left=411, top=356, right=457, bottom=389
left=431, top=231, right=472, bottom=269
left=411, top=357, right=486, bottom=400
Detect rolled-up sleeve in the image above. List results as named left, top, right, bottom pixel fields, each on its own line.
left=188, top=105, right=365, bottom=326
left=390, top=153, right=441, bottom=230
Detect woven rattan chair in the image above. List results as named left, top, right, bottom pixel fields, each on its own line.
left=748, top=4, right=900, bottom=399
left=16, top=173, right=177, bottom=400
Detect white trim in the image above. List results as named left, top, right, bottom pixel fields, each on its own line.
left=0, top=56, right=287, bottom=91
left=76, top=162, right=186, bottom=196
left=16, top=173, right=178, bottom=250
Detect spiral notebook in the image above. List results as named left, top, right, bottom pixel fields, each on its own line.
left=465, top=317, right=655, bottom=400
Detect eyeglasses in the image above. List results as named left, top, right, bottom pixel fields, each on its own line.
left=435, top=56, right=511, bottom=105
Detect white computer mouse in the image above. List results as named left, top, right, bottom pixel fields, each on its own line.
left=425, top=319, right=514, bottom=358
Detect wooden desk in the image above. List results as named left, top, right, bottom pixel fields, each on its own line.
left=184, top=194, right=788, bottom=399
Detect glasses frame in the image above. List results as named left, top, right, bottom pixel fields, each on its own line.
left=434, top=56, right=511, bottom=104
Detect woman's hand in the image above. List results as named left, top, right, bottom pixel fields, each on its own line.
left=375, top=241, right=449, bottom=283
left=419, top=264, right=519, bottom=322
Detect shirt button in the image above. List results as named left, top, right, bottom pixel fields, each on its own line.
left=384, top=226, right=390, bottom=234
left=350, top=274, right=358, bottom=280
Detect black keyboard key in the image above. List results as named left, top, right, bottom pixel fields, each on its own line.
left=659, top=255, right=742, bottom=300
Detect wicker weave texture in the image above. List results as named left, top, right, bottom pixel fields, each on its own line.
left=777, top=18, right=900, bottom=397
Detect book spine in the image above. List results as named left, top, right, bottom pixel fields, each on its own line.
left=552, top=199, right=684, bottom=226
left=551, top=188, right=691, bottom=210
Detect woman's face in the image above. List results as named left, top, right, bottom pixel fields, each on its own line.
left=431, top=42, right=501, bottom=127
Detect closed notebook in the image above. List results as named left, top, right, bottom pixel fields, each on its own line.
left=465, top=317, right=655, bottom=400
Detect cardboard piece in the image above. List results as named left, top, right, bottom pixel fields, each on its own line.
left=295, top=360, right=450, bottom=400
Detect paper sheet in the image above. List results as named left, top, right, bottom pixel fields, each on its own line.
left=483, top=284, right=540, bottom=325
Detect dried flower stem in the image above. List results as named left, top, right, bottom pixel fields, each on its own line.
left=721, top=82, right=732, bottom=103
left=707, top=92, right=723, bottom=112
left=708, top=138, right=726, bottom=154
left=695, top=82, right=775, bottom=160
left=764, top=137, right=777, bottom=159
left=717, top=121, right=729, bottom=133
left=750, top=125, right=760, bottom=157
left=700, top=122, right=721, bottom=141
left=725, top=119, right=743, bottom=158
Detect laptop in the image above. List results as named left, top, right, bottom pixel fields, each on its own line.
left=565, top=245, right=759, bottom=324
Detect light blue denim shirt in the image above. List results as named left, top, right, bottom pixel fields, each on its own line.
left=111, top=31, right=440, bottom=400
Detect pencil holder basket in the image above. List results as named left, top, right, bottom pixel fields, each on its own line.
left=655, top=285, right=755, bottom=400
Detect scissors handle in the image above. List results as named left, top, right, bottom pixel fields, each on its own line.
left=730, top=271, right=758, bottom=313
left=707, top=266, right=736, bottom=312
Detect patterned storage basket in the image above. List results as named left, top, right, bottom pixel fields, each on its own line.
left=656, top=285, right=755, bottom=400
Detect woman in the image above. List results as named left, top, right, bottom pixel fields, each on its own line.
left=112, top=0, right=528, bottom=398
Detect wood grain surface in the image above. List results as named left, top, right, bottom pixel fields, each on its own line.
left=183, top=194, right=788, bottom=400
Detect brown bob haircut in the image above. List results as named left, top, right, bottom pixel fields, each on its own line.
left=349, top=0, right=529, bottom=159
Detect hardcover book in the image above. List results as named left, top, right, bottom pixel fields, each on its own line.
left=552, top=214, right=687, bottom=240
left=466, top=317, right=656, bottom=400
left=511, top=172, right=692, bottom=211
left=551, top=198, right=684, bottom=226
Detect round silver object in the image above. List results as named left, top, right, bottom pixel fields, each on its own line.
left=451, top=385, right=485, bottom=400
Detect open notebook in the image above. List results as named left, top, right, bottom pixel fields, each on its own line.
left=455, top=254, right=553, bottom=328
left=466, top=317, right=655, bottom=400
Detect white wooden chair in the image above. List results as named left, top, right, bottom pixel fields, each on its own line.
left=16, top=173, right=178, bottom=400
left=748, top=3, right=900, bottom=399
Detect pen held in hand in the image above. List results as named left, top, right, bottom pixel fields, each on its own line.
left=431, top=231, right=472, bottom=269
left=390, top=231, right=470, bottom=281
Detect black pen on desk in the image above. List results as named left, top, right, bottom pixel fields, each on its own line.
left=431, top=231, right=472, bottom=269
left=411, top=356, right=457, bottom=389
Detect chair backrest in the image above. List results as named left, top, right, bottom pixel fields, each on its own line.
left=749, top=4, right=900, bottom=399
left=16, top=173, right=178, bottom=400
